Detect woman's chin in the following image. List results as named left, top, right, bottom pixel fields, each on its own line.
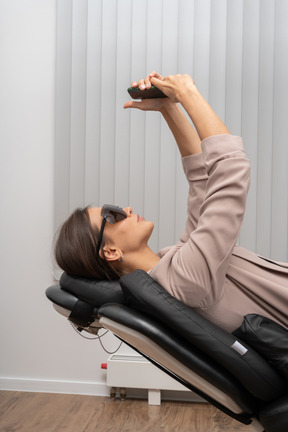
left=145, top=221, right=155, bottom=238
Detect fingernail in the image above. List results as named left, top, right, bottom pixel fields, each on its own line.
left=140, top=84, right=145, bottom=90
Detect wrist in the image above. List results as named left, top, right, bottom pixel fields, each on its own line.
left=177, top=83, right=199, bottom=107
left=180, top=86, right=230, bottom=140
left=159, top=99, right=179, bottom=116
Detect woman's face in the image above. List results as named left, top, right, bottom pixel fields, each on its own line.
left=88, top=206, right=154, bottom=256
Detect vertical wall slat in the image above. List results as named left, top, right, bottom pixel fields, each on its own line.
left=225, top=0, right=243, bottom=136
left=144, top=0, right=163, bottom=251
left=209, top=0, right=227, bottom=120
left=175, top=0, right=195, bottom=243
left=69, top=0, right=88, bottom=211
left=114, top=0, right=132, bottom=208
left=256, top=0, right=275, bottom=257
left=85, top=0, right=103, bottom=206
left=193, top=0, right=211, bottom=100
left=158, top=0, right=179, bottom=248
left=239, top=0, right=260, bottom=251
left=129, top=0, right=148, bottom=217
left=99, top=0, right=117, bottom=204
left=54, top=0, right=72, bottom=230
left=271, top=0, right=288, bottom=260
left=177, top=0, right=195, bottom=74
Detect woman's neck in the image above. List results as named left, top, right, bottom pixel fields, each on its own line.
left=124, top=246, right=160, bottom=273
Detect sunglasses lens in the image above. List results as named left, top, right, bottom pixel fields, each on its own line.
left=113, top=212, right=127, bottom=222
left=101, top=205, right=127, bottom=224
left=105, top=214, right=115, bottom=224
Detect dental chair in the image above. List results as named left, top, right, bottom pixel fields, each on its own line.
left=46, top=269, right=288, bottom=432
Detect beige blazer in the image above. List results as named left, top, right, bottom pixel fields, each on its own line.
left=149, top=135, right=288, bottom=332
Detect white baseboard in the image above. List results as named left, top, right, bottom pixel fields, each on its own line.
left=0, top=377, right=110, bottom=396
left=0, top=377, right=204, bottom=403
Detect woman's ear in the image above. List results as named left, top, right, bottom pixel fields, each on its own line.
left=101, top=245, right=123, bottom=262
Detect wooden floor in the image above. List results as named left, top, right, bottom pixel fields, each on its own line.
left=0, top=391, right=256, bottom=432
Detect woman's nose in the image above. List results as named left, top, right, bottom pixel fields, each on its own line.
left=123, top=207, right=133, bottom=217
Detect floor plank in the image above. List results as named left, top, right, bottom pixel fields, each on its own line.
left=0, top=391, right=256, bottom=432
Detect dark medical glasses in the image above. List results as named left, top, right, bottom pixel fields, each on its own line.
left=96, top=204, right=127, bottom=256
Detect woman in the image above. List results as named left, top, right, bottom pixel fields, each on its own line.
left=55, top=72, right=288, bottom=332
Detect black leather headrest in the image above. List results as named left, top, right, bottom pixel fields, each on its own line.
left=60, top=272, right=125, bottom=306
left=46, top=284, right=79, bottom=309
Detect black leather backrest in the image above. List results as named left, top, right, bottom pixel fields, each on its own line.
left=120, top=269, right=286, bottom=402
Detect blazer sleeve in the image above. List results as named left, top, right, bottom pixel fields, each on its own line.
left=179, top=152, right=208, bottom=243
left=171, top=135, right=251, bottom=307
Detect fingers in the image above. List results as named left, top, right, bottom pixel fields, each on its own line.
left=123, top=100, right=136, bottom=109
left=123, top=100, right=148, bottom=110
left=123, top=100, right=150, bottom=111
left=130, top=71, right=164, bottom=91
left=129, top=73, right=196, bottom=106
left=149, top=71, right=164, bottom=80
left=123, top=98, right=167, bottom=112
left=150, top=75, right=166, bottom=91
left=130, top=76, right=150, bottom=91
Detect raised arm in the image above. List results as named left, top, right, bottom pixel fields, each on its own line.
left=147, top=74, right=251, bottom=307
left=151, top=74, right=230, bottom=140
left=124, top=72, right=207, bottom=236
left=124, top=72, right=201, bottom=157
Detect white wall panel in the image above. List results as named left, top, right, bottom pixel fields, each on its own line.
left=256, top=0, right=275, bottom=257
left=70, top=0, right=88, bottom=210
left=129, top=1, right=148, bottom=218
left=55, top=0, right=288, bottom=261
left=114, top=0, right=132, bottom=207
left=240, top=0, right=260, bottom=251
left=225, top=0, right=243, bottom=135
left=85, top=0, right=102, bottom=205
left=159, top=0, right=179, bottom=248
left=193, top=0, right=210, bottom=100
left=54, top=0, right=72, bottom=226
left=209, top=0, right=227, bottom=120
left=271, top=0, right=288, bottom=259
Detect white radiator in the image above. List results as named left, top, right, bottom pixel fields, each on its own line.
left=102, top=354, right=192, bottom=405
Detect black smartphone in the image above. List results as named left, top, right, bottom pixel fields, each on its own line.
left=127, top=85, right=167, bottom=99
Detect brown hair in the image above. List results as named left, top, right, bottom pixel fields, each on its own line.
left=54, top=207, right=122, bottom=280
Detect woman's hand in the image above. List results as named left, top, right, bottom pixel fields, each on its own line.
left=123, top=71, right=174, bottom=113
left=124, top=71, right=229, bottom=141
left=155, top=74, right=229, bottom=140
left=133, top=71, right=164, bottom=91
left=124, top=72, right=202, bottom=156
left=150, top=74, right=196, bottom=103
